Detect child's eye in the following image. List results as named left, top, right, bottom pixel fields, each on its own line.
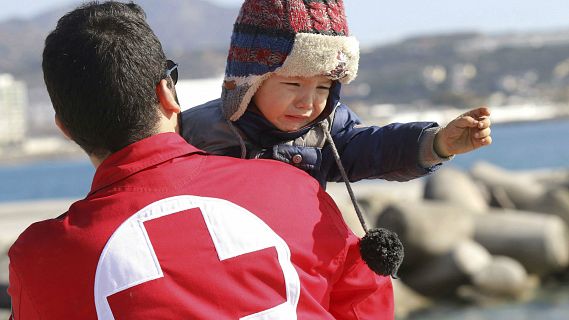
left=317, top=86, right=331, bottom=90
left=282, top=82, right=301, bottom=87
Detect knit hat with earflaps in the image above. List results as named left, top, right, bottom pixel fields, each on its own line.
left=223, top=0, right=404, bottom=278
left=221, top=0, right=360, bottom=121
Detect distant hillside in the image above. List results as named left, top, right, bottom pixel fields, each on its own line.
left=0, top=0, right=238, bottom=87
left=352, top=31, right=569, bottom=107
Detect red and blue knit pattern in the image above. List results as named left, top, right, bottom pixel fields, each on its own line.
left=225, top=0, right=349, bottom=78
left=288, top=0, right=349, bottom=34
left=226, top=27, right=295, bottom=77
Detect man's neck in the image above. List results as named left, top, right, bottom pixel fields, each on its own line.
left=89, top=154, right=105, bottom=169
left=87, top=114, right=180, bottom=169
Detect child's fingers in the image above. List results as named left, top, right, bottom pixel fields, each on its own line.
left=455, top=115, right=479, bottom=128
left=468, top=106, right=491, bottom=119
left=477, top=116, right=492, bottom=129
left=456, top=107, right=491, bottom=129
left=474, top=127, right=491, bottom=139
left=479, top=135, right=493, bottom=146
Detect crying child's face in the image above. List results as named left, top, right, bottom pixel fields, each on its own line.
left=252, top=74, right=332, bottom=132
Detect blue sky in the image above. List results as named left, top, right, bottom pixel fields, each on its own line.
left=1, top=0, right=569, bottom=46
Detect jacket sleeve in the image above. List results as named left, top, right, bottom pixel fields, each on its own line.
left=329, top=236, right=395, bottom=319
left=324, top=104, right=441, bottom=182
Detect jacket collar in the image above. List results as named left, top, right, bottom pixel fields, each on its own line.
left=89, top=133, right=203, bottom=196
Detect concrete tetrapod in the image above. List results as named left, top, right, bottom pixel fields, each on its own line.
left=424, top=166, right=489, bottom=214
left=376, top=200, right=476, bottom=272
left=470, top=162, right=546, bottom=211
left=473, top=209, right=569, bottom=275
left=401, top=240, right=492, bottom=297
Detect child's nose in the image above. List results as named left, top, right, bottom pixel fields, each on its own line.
left=295, top=91, right=314, bottom=109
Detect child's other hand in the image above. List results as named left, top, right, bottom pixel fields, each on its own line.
left=434, top=107, right=492, bottom=157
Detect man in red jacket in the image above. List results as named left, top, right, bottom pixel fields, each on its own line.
left=8, top=2, right=394, bottom=319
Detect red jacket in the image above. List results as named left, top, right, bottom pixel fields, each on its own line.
left=9, top=133, right=393, bottom=319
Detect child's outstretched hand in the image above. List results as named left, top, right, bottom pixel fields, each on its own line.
left=434, top=107, right=492, bottom=157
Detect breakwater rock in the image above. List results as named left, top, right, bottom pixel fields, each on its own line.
left=328, top=162, right=569, bottom=319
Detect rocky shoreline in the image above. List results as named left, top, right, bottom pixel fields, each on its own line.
left=328, top=162, right=569, bottom=318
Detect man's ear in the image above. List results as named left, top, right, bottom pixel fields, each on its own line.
left=54, top=114, right=72, bottom=140
left=156, top=79, right=181, bottom=116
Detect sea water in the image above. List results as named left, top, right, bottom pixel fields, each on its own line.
left=2, top=119, right=567, bottom=203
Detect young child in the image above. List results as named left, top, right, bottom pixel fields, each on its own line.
left=180, top=0, right=492, bottom=276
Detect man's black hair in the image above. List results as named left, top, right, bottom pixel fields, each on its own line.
left=43, top=1, right=169, bottom=157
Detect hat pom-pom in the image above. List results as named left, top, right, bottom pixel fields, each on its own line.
left=360, top=228, right=404, bottom=278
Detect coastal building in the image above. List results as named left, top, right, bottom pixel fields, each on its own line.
left=0, top=74, right=27, bottom=147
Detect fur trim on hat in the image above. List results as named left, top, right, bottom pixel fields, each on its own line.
left=277, top=33, right=359, bottom=83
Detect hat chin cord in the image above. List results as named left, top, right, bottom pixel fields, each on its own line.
left=321, top=123, right=404, bottom=278
left=226, top=119, right=248, bottom=159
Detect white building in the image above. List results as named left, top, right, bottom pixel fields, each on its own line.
left=0, top=74, right=27, bottom=146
